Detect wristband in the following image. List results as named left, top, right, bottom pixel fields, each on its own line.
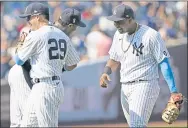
left=103, top=66, right=112, bottom=75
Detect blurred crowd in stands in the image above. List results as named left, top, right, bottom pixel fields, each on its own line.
left=1, top=1, right=187, bottom=79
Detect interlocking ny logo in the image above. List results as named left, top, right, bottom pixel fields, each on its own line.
left=132, top=42, right=144, bottom=56
left=73, top=18, right=76, bottom=23
left=113, top=10, right=117, bottom=15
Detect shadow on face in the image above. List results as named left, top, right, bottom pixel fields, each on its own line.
left=114, top=18, right=133, bottom=34
left=54, top=21, right=78, bottom=35
left=26, top=15, right=39, bottom=31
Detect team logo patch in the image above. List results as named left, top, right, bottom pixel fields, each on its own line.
left=132, top=42, right=144, bottom=56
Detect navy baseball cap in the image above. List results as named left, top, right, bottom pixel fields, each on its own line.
left=107, top=4, right=135, bottom=21
left=19, top=2, right=49, bottom=18
left=58, top=8, right=86, bottom=27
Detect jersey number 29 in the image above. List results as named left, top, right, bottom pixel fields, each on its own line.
left=48, top=38, right=67, bottom=60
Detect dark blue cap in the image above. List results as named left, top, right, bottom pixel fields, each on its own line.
left=107, top=4, right=134, bottom=21
left=58, top=8, right=86, bottom=27
left=19, top=2, right=49, bottom=18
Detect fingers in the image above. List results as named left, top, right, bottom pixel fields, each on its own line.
left=19, top=32, right=28, bottom=42
left=107, top=75, right=111, bottom=81
left=100, top=74, right=111, bottom=88
left=100, top=77, right=107, bottom=88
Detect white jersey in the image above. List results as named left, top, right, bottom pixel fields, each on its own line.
left=8, top=65, right=31, bottom=127
left=17, top=25, right=80, bottom=78
left=109, top=25, right=170, bottom=83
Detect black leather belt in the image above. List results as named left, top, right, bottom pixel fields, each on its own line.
left=31, top=76, right=60, bottom=84
left=126, top=79, right=147, bottom=84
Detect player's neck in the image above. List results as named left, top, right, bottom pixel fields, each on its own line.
left=38, top=21, right=49, bottom=29
left=128, top=22, right=138, bottom=35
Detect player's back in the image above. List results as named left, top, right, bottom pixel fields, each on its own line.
left=29, top=26, right=70, bottom=78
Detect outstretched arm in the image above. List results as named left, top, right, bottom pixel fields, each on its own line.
left=100, top=59, right=120, bottom=88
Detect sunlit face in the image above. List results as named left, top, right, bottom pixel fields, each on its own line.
left=26, top=15, right=39, bottom=31
left=114, top=19, right=131, bottom=34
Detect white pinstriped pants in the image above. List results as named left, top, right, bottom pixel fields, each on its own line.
left=20, top=79, right=64, bottom=127
left=121, top=80, right=160, bottom=127
left=8, top=65, right=31, bottom=127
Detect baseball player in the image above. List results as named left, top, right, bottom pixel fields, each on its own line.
left=100, top=4, right=183, bottom=127
left=8, top=6, right=86, bottom=127
left=8, top=26, right=32, bottom=127
left=8, top=8, right=86, bottom=127
left=11, top=2, right=82, bottom=127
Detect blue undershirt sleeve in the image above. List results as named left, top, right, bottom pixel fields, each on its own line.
left=13, top=54, right=25, bottom=65
left=159, top=58, right=178, bottom=93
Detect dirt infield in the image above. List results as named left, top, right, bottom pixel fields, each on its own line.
left=62, top=120, right=187, bottom=127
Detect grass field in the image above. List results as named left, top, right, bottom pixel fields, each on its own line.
left=62, top=120, right=187, bottom=127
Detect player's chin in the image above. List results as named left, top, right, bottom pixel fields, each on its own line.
left=117, top=28, right=125, bottom=34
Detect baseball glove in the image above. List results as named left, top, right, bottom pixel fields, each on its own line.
left=162, top=93, right=187, bottom=124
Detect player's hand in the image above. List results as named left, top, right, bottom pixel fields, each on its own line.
left=16, top=32, right=28, bottom=53
left=19, top=32, right=28, bottom=42
left=100, top=73, right=111, bottom=88
left=170, top=93, right=184, bottom=109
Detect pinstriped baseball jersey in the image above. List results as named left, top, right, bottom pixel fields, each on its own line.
left=109, top=25, right=170, bottom=83
left=8, top=64, right=31, bottom=127
left=17, top=25, right=80, bottom=79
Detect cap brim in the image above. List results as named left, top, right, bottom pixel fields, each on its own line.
left=78, top=21, right=86, bottom=27
left=19, top=14, right=31, bottom=18
left=106, top=15, right=125, bottom=21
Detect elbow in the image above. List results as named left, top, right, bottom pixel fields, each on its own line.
left=67, top=64, right=77, bottom=71
left=64, top=64, right=77, bottom=71
left=13, top=55, right=24, bottom=65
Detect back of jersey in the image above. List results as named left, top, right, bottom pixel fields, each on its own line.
left=30, top=26, right=73, bottom=78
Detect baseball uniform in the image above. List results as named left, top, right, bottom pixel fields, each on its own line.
left=15, top=24, right=80, bottom=127
left=9, top=6, right=85, bottom=127
left=109, top=24, right=170, bottom=127
left=14, top=3, right=80, bottom=126
left=8, top=26, right=32, bottom=127
left=8, top=64, right=31, bottom=127
left=106, top=4, right=171, bottom=127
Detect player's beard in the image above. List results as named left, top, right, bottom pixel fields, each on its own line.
left=118, top=28, right=126, bottom=34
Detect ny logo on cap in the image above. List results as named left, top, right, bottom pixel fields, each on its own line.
left=25, top=6, right=29, bottom=13
left=73, top=18, right=76, bottom=23
left=34, top=10, right=38, bottom=13
left=113, top=10, right=117, bottom=15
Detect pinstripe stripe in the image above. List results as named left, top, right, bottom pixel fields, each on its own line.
left=121, top=85, right=130, bottom=125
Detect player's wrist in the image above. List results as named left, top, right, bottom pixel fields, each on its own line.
left=103, top=66, right=112, bottom=75
left=170, top=87, right=178, bottom=94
